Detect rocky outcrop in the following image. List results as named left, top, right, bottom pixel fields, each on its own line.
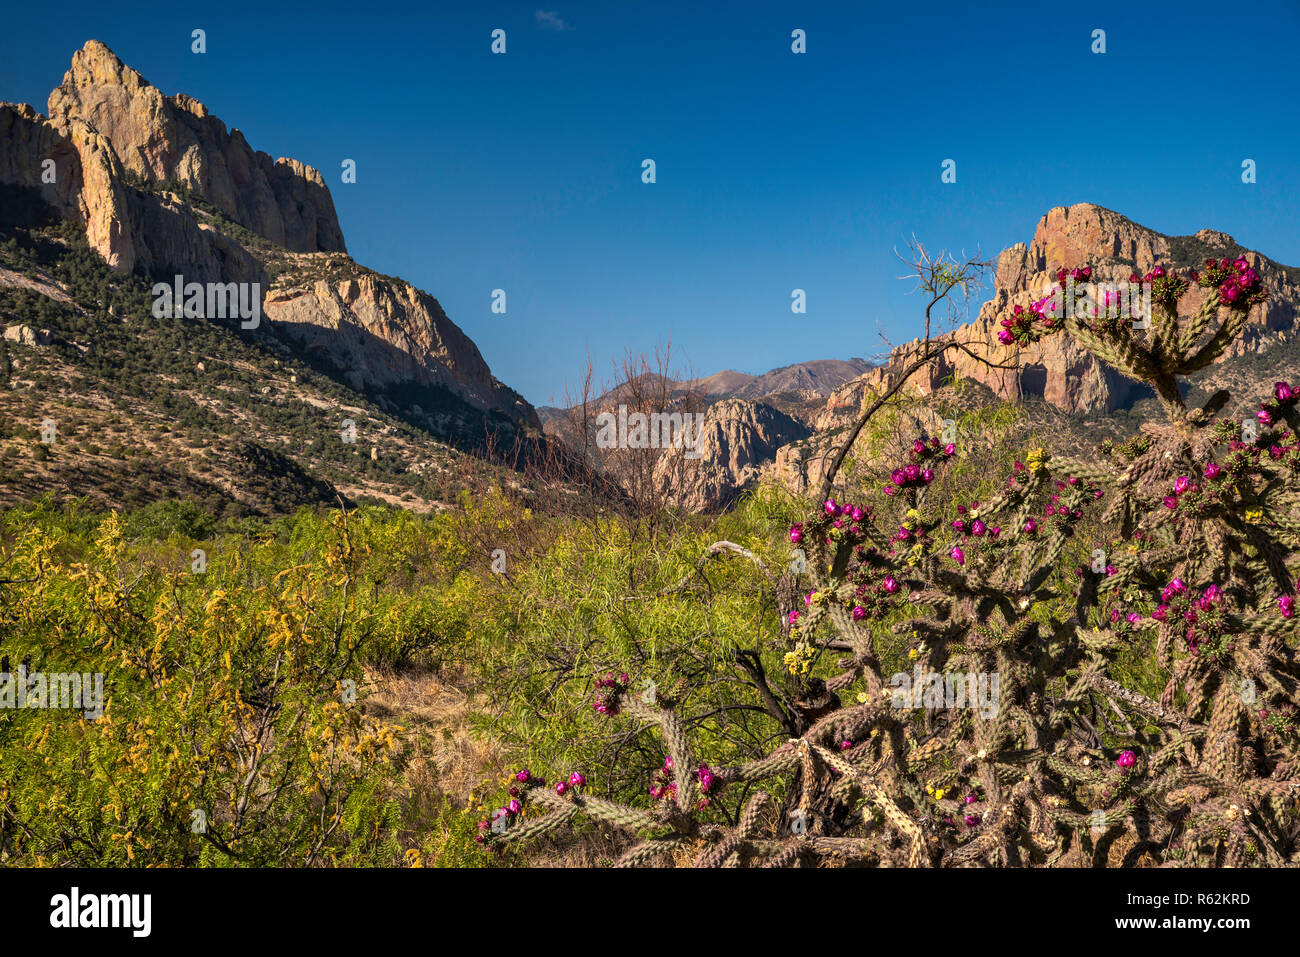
left=3, top=38, right=343, bottom=274
left=0, top=103, right=85, bottom=219
left=47, top=41, right=344, bottom=254
left=653, top=398, right=809, bottom=509
left=263, top=259, right=538, bottom=426
left=753, top=204, right=1300, bottom=502
left=0, top=103, right=135, bottom=269
left=829, top=203, right=1300, bottom=416
left=122, top=188, right=265, bottom=286
left=1, top=42, right=538, bottom=432
left=3, top=324, right=52, bottom=346
left=770, top=402, right=948, bottom=495
left=0, top=102, right=264, bottom=285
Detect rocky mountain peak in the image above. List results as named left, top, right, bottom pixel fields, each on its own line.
left=865, top=202, right=1300, bottom=416
left=48, top=39, right=345, bottom=254
left=1, top=41, right=537, bottom=440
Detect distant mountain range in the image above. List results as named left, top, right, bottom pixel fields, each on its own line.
left=2, top=41, right=1296, bottom=516
left=0, top=40, right=544, bottom=515
left=540, top=203, right=1300, bottom=509
left=536, top=357, right=875, bottom=426
left=688, top=358, right=877, bottom=399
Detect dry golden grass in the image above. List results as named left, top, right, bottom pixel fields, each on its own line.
left=359, top=664, right=505, bottom=862
left=363, top=664, right=503, bottom=803
left=361, top=663, right=639, bottom=866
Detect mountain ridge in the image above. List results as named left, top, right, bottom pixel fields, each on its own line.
left=1, top=39, right=536, bottom=432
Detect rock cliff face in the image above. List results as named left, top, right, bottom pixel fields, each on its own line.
left=0, top=41, right=535, bottom=432
left=653, top=398, right=809, bottom=510
left=47, top=40, right=344, bottom=254
left=754, top=204, right=1300, bottom=501
left=847, top=204, right=1300, bottom=416
left=0, top=102, right=136, bottom=270
left=264, top=261, right=538, bottom=425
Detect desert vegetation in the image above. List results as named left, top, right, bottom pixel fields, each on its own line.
left=474, top=254, right=1300, bottom=867
left=2, top=249, right=1297, bottom=869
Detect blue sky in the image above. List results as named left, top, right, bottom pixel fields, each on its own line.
left=3, top=1, right=1299, bottom=406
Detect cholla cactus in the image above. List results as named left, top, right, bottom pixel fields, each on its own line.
left=488, top=259, right=1300, bottom=867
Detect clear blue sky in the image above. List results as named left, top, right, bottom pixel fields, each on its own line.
left=3, top=1, right=1299, bottom=406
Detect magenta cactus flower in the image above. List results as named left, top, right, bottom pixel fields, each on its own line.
left=515, top=769, right=531, bottom=783
left=1116, top=750, right=1136, bottom=770
left=569, top=771, right=586, bottom=787
left=950, top=546, right=965, bottom=565
left=554, top=781, right=568, bottom=796
left=1281, top=595, right=1296, bottom=618
left=1204, top=461, right=1221, bottom=479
